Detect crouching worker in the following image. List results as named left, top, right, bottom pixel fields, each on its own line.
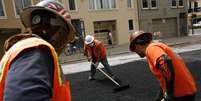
left=129, top=31, right=197, bottom=101
left=0, top=0, right=76, bottom=101
left=84, top=35, right=115, bottom=80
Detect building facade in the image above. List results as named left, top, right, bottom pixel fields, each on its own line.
left=0, top=0, right=188, bottom=58
left=137, top=0, right=188, bottom=38
left=188, top=0, right=201, bottom=27
left=62, top=0, right=139, bottom=45
left=0, top=0, right=32, bottom=58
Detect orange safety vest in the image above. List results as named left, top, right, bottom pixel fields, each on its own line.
left=146, top=42, right=197, bottom=97
left=0, top=37, right=71, bottom=101
left=84, top=40, right=107, bottom=61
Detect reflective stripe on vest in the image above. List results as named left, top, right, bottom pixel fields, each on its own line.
left=0, top=37, right=71, bottom=101
left=146, top=42, right=197, bottom=97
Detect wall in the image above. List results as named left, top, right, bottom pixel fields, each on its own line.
left=64, top=0, right=139, bottom=44
left=137, top=0, right=188, bottom=37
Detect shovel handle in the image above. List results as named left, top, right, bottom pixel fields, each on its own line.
left=97, top=67, right=120, bottom=86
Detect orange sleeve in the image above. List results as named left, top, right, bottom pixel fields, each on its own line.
left=96, top=43, right=103, bottom=59
left=146, top=45, right=166, bottom=67
left=146, top=45, right=167, bottom=92
left=84, top=45, right=89, bottom=57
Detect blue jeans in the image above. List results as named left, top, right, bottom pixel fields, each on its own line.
left=90, top=57, right=113, bottom=77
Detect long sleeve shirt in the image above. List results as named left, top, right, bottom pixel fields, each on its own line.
left=4, top=48, right=54, bottom=101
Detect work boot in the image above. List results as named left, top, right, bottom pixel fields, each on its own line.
left=88, top=75, right=95, bottom=81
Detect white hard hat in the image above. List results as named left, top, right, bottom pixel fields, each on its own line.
left=85, top=35, right=94, bottom=45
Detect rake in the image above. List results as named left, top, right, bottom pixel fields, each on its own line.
left=96, top=65, right=130, bottom=92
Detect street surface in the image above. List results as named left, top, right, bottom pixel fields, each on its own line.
left=63, top=44, right=201, bottom=101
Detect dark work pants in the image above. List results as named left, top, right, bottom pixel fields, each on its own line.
left=90, top=57, right=113, bottom=77
left=174, top=94, right=195, bottom=101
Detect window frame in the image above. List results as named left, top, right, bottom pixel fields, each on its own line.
left=128, top=19, right=134, bottom=31
left=68, top=0, right=77, bottom=12
left=39, top=0, right=58, bottom=1
left=150, top=0, right=157, bottom=9
left=178, top=0, right=184, bottom=7
left=12, top=0, right=32, bottom=18
left=88, top=0, right=118, bottom=11
left=0, top=0, right=7, bottom=19
left=142, top=0, right=149, bottom=9
left=171, top=0, right=177, bottom=8
left=111, top=0, right=117, bottom=9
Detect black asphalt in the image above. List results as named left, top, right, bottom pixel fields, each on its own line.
left=65, top=50, right=201, bottom=101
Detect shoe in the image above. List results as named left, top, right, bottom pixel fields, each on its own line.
left=88, top=76, right=95, bottom=80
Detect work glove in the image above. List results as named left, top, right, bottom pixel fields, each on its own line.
left=161, top=99, right=165, bottom=101
left=87, top=57, right=91, bottom=62
left=92, top=62, right=99, bottom=67
left=160, top=92, right=174, bottom=101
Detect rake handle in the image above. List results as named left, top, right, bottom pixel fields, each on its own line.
left=97, top=67, right=121, bottom=86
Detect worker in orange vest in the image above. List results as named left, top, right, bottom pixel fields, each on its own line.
left=84, top=35, right=115, bottom=80
left=0, top=0, right=76, bottom=101
left=129, top=31, right=197, bottom=101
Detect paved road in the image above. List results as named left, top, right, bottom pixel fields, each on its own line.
left=65, top=49, right=201, bottom=101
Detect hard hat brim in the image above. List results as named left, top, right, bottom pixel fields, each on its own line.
left=129, top=32, right=152, bottom=52
left=131, top=32, right=152, bottom=42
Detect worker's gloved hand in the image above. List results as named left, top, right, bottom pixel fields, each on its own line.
left=87, top=57, right=91, bottom=62
left=92, top=62, right=99, bottom=67
left=161, top=92, right=173, bottom=101
left=161, top=99, right=165, bottom=101
left=94, top=62, right=99, bottom=67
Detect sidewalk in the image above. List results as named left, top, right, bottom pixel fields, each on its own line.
left=59, top=34, right=201, bottom=64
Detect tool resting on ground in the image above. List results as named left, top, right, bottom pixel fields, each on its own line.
left=91, top=62, right=130, bottom=92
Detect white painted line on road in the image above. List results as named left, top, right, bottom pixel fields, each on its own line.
left=62, top=44, right=201, bottom=75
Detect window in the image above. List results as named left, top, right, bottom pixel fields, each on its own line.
left=69, top=0, right=77, bottom=11
left=40, top=0, right=58, bottom=1
left=151, top=0, right=157, bottom=8
left=194, top=2, right=199, bottom=12
left=89, top=0, right=117, bottom=10
left=171, top=0, right=177, bottom=8
left=128, top=19, right=134, bottom=31
left=0, top=0, right=6, bottom=17
left=178, top=0, right=183, bottom=7
left=89, top=0, right=95, bottom=9
left=127, top=0, right=133, bottom=8
left=142, top=0, right=148, bottom=9
left=111, top=0, right=116, bottom=8
left=13, top=0, right=32, bottom=17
